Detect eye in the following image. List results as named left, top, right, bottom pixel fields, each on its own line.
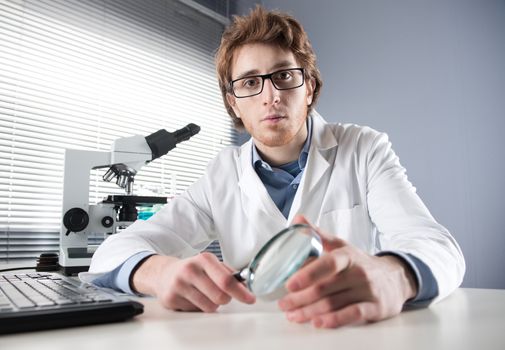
left=274, top=70, right=293, bottom=81
left=242, top=77, right=260, bottom=88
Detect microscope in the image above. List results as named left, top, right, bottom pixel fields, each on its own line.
left=59, top=123, right=200, bottom=275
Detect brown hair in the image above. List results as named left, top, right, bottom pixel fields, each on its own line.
left=215, top=6, right=323, bottom=130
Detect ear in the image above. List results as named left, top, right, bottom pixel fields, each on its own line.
left=226, top=93, right=241, bottom=118
left=306, top=78, right=316, bottom=106
left=226, top=92, right=236, bottom=107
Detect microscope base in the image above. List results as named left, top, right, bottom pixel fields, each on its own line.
left=60, top=265, right=90, bottom=276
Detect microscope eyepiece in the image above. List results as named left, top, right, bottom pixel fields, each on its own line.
left=173, top=123, right=200, bottom=142
left=145, top=123, right=201, bottom=160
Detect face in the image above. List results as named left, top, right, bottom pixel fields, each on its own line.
left=227, top=43, right=315, bottom=150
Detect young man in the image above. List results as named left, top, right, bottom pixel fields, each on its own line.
left=86, top=7, right=465, bottom=328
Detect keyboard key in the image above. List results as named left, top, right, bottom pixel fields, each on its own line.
left=54, top=298, right=76, bottom=305
left=0, top=283, right=35, bottom=308
left=0, top=299, right=13, bottom=307
left=93, top=296, right=114, bottom=302
left=34, top=299, right=56, bottom=307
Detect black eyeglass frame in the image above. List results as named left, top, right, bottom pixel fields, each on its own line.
left=228, top=68, right=305, bottom=98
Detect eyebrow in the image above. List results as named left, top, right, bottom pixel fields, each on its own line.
left=234, top=60, right=297, bottom=80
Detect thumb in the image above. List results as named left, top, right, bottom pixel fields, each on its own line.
left=291, top=214, right=311, bottom=226
left=291, top=214, right=348, bottom=252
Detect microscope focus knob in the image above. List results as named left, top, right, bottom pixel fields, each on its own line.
left=63, top=208, right=89, bottom=235
left=101, top=216, right=114, bottom=228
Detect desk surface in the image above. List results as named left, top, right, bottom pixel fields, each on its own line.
left=1, top=287, right=505, bottom=349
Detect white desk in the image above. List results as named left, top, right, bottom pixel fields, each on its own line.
left=1, top=287, right=504, bottom=350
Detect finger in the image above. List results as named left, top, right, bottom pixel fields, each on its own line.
left=320, top=235, right=348, bottom=252
left=170, top=295, right=203, bottom=312
left=291, top=214, right=311, bottom=226
left=291, top=214, right=347, bottom=251
left=284, top=287, right=368, bottom=323
left=173, top=255, right=229, bottom=309
left=279, top=262, right=369, bottom=312
left=182, top=285, right=220, bottom=313
left=311, top=302, right=377, bottom=329
left=279, top=271, right=356, bottom=311
left=192, top=272, right=232, bottom=306
left=200, top=253, right=256, bottom=304
left=285, top=248, right=352, bottom=292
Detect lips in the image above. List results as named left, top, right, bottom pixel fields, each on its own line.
left=262, top=114, right=286, bottom=122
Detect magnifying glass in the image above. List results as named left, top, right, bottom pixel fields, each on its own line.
left=234, top=224, right=323, bottom=301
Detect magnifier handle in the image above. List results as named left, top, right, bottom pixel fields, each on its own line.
left=233, top=268, right=248, bottom=282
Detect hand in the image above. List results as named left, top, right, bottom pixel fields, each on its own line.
left=132, top=253, right=256, bottom=312
left=278, top=215, right=417, bottom=328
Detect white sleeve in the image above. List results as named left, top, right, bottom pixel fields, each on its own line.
left=87, top=170, right=216, bottom=277
left=364, top=130, right=465, bottom=302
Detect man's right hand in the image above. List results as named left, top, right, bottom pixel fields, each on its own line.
left=131, top=253, right=256, bottom=312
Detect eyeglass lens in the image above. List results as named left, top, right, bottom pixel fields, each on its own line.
left=232, top=69, right=304, bottom=98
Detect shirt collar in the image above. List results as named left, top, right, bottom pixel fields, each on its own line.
left=252, top=116, right=313, bottom=171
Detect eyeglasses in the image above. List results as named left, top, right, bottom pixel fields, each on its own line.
left=229, top=68, right=305, bottom=98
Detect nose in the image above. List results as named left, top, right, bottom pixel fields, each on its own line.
left=261, top=78, right=280, bottom=105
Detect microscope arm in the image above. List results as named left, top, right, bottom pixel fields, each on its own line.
left=101, top=123, right=201, bottom=194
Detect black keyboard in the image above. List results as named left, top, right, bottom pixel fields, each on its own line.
left=0, top=272, right=143, bottom=334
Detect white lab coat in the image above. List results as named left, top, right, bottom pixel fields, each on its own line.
left=86, top=112, right=465, bottom=302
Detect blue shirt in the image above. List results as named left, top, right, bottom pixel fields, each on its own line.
left=251, top=116, right=312, bottom=219
left=94, top=117, right=438, bottom=305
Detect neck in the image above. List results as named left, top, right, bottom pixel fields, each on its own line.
left=255, top=125, right=308, bottom=167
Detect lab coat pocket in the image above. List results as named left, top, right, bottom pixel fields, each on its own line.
left=317, top=205, right=372, bottom=251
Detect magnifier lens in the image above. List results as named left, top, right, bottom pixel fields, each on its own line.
left=248, top=224, right=321, bottom=300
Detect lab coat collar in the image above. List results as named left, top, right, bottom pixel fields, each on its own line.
left=310, top=110, right=338, bottom=151
left=298, top=110, right=339, bottom=193
left=238, top=139, right=286, bottom=223
left=285, top=111, right=338, bottom=221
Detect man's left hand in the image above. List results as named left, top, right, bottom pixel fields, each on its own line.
left=277, top=215, right=417, bottom=328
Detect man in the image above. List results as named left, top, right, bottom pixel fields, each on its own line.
left=85, top=6, right=465, bottom=328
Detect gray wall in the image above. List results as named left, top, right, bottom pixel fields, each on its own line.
left=237, top=0, right=505, bottom=289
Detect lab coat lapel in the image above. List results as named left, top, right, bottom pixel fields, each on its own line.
left=288, top=112, right=338, bottom=222
left=238, top=141, right=287, bottom=227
